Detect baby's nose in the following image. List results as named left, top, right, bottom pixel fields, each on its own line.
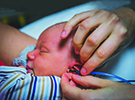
left=27, top=51, right=35, bottom=60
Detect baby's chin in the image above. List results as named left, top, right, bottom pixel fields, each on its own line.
left=30, top=65, right=81, bottom=77
left=32, top=71, right=62, bottom=77
left=32, top=70, right=68, bottom=78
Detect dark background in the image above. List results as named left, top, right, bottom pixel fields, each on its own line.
left=0, top=0, right=92, bottom=28
left=0, top=0, right=134, bottom=28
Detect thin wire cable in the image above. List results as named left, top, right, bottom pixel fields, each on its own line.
left=74, top=70, right=131, bottom=84
left=119, top=80, right=135, bottom=83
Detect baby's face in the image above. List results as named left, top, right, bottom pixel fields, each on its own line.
left=27, top=23, right=81, bottom=77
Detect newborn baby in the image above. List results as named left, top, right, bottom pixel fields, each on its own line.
left=0, top=22, right=82, bottom=100
left=27, top=22, right=82, bottom=77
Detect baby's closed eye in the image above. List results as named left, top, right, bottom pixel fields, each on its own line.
left=40, top=47, right=49, bottom=54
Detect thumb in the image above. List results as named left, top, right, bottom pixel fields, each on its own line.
left=80, top=63, right=96, bottom=75
left=72, top=74, right=113, bottom=88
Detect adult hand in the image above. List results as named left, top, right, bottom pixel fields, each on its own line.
left=61, top=73, right=135, bottom=100
left=61, top=7, right=135, bottom=75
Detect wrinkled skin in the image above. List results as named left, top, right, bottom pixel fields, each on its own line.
left=60, top=7, right=135, bottom=100
left=61, top=7, right=135, bottom=75
left=61, top=73, right=135, bottom=100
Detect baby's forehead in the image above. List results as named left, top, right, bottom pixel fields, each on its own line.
left=37, top=23, right=66, bottom=45
left=48, top=23, right=65, bottom=33
left=51, top=22, right=66, bottom=29
left=42, top=22, right=66, bottom=36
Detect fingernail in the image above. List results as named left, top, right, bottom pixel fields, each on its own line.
left=81, top=68, right=87, bottom=75
left=75, top=49, right=80, bottom=54
left=61, top=31, right=66, bottom=38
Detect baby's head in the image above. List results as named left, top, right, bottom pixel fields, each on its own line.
left=27, top=22, right=81, bottom=77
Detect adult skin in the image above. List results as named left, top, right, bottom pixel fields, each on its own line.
left=61, top=73, right=135, bottom=100
left=0, top=22, right=37, bottom=65
left=61, top=7, right=135, bottom=100
left=61, top=7, right=135, bottom=75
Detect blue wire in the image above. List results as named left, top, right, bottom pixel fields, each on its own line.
left=120, top=80, right=135, bottom=83
left=76, top=71, right=131, bottom=84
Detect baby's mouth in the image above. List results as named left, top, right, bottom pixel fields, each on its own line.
left=26, top=62, right=35, bottom=74
left=26, top=64, right=31, bottom=69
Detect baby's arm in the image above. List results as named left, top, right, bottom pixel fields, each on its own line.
left=0, top=66, right=61, bottom=100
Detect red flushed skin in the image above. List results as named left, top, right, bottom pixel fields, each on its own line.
left=27, top=23, right=81, bottom=77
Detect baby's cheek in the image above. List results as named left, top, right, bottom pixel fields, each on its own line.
left=32, top=58, right=42, bottom=69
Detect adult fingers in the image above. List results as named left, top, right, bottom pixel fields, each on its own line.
left=72, top=74, right=113, bottom=88
left=79, top=11, right=120, bottom=62
left=62, top=74, right=114, bottom=100
left=81, top=28, right=125, bottom=75
left=79, top=18, right=113, bottom=62
left=72, top=13, right=109, bottom=54
left=60, top=10, right=99, bottom=39
left=80, top=14, right=127, bottom=75
left=61, top=73, right=83, bottom=100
